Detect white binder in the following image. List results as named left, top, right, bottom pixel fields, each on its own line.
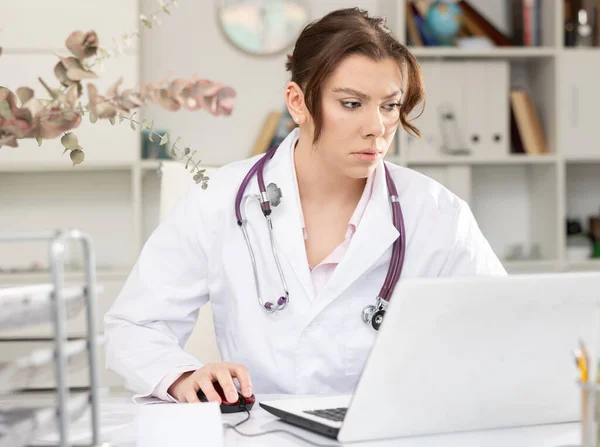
left=404, top=61, right=443, bottom=160
left=463, top=62, right=486, bottom=156
left=404, top=60, right=509, bottom=160
left=483, top=61, right=510, bottom=157
left=463, top=61, right=509, bottom=158
left=437, top=62, right=469, bottom=156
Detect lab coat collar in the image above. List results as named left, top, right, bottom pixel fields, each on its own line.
left=264, top=128, right=400, bottom=315
left=314, top=157, right=400, bottom=316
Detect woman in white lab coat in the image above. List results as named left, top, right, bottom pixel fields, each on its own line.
left=104, top=7, right=506, bottom=406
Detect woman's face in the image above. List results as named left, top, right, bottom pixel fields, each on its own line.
left=298, top=54, right=404, bottom=179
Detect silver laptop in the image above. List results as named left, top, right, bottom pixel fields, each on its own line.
left=260, top=272, right=600, bottom=443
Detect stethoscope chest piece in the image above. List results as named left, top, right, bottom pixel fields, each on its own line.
left=266, top=183, right=282, bottom=207
left=371, top=310, right=385, bottom=331
left=362, top=298, right=388, bottom=331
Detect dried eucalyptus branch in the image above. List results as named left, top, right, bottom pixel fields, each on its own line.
left=0, top=0, right=234, bottom=186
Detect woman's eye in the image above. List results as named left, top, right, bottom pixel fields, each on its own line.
left=342, top=101, right=361, bottom=109
left=384, top=103, right=401, bottom=111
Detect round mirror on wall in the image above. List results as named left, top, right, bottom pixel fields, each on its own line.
left=217, top=0, right=310, bottom=56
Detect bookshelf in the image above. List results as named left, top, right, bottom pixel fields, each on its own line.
left=387, top=0, right=600, bottom=273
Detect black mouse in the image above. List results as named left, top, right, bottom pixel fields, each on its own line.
left=196, top=381, right=255, bottom=413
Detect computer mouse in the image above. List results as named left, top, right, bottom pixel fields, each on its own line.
left=196, top=381, right=255, bottom=413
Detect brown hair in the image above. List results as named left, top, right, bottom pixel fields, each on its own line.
left=285, top=7, right=425, bottom=145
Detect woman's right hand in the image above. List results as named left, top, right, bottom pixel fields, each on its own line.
left=167, top=362, right=253, bottom=404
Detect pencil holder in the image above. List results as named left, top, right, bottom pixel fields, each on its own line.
left=578, top=381, right=600, bottom=447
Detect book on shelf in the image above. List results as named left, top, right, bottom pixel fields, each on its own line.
left=509, top=88, right=548, bottom=155
left=509, top=0, right=541, bottom=46
left=458, top=0, right=512, bottom=46
left=250, top=107, right=297, bottom=157
left=406, top=0, right=542, bottom=48
left=406, top=1, right=439, bottom=46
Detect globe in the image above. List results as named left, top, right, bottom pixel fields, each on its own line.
left=425, top=1, right=462, bottom=46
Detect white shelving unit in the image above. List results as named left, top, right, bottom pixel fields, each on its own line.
left=386, top=0, right=600, bottom=274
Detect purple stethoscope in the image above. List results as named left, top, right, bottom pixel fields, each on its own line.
left=234, top=143, right=406, bottom=331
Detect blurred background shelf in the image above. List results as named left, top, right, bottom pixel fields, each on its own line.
left=404, top=154, right=559, bottom=165
left=503, top=260, right=561, bottom=273
left=0, top=268, right=131, bottom=285
left=564, top=259, right=600, bottom=272
left=409, top=47, right=557, bottom=58
left=0, top=162, right=136, bottom=173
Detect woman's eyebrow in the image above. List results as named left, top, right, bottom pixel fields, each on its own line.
left=332, top=87, right=404, bottom=100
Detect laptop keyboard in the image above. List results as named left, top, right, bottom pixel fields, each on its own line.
left=303, top=407, right=348, bottom=422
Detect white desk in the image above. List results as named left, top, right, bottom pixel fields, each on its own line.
left=31, top=392, right=583, bottom=447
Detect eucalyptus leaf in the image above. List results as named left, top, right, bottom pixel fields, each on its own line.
left=170, top=148, right=177, bottom=158
left=109, top=116, right=116, bottom=125
left=184, top=146, right=191, bottom=155
left=16, top=87, right=34, bottom=104
left=201, top=183, right=208, bottom=190
left=98, top=46, right=111, bottom=58
left=152, top=14, right=162, bottom=26
left=130, top=120, right=136, bottom=130
left=62, top=147, right=69, bottom=155
left=61, top=132, right=79, bottom=149
left=118, top=113, right=124, bottom=124
left=185, top=158, right=190, bottom=169
left=140, top=14, right=153, bottom=29
left=89, top=113, right=98, bottom=123
left=175, top=136, right=182, bottom=145
left=159, top=133, right=169, bottom=146
left=0, top=101, right=12, bottom=119
left=36, top=137, right=43, bottom=147
left=141, top=119, right=149, bottom=130
left=70, top=148, right=85, bottom=165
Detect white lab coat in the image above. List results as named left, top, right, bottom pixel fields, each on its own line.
left=104, top=128, right=506, bottom=401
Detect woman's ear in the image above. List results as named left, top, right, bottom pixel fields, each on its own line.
left=285, top=82, right=306, bottom=125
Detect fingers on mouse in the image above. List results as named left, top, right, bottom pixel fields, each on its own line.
left=196, top=381, right=256, bottom=413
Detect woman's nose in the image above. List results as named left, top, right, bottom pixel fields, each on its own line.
left=362, top=109, right=386, bottom=138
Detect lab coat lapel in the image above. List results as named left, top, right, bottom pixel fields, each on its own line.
left=264, top=129, right=316, bottom=303
left=314, top=161, right=400, bottom=315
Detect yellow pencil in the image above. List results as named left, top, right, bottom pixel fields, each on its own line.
left=579, top=341, right=590, bottom=382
